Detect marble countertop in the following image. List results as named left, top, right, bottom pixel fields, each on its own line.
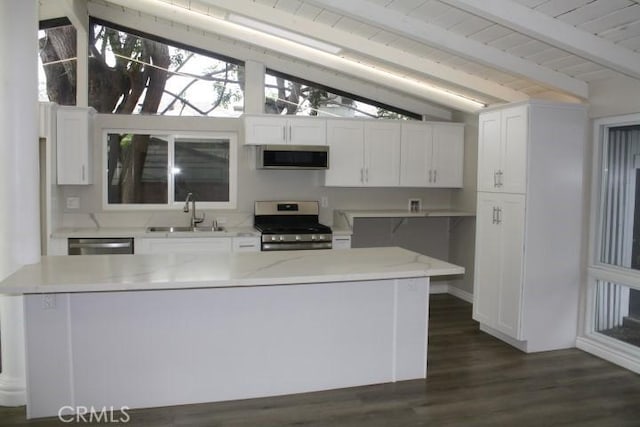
left=52, top=226, right=261, bottom=239
left=0, top=247, right=464, bottom=294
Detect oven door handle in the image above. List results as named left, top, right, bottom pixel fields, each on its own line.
left=262, top=242, right=333, bottom=251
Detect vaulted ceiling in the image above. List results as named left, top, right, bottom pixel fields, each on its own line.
left=42, top=0, right=640, bottom=114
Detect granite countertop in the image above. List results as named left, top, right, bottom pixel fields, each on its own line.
left=0, top=247, right=464, bottom=294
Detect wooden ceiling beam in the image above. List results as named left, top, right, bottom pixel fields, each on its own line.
left=306, top=0, right=588, bottom=99
left=197, top=0, right=528, bottom=103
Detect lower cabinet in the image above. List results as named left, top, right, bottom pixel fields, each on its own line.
left=135, top=237, right=232, bottom=254
left=473, top=193, right=525, bottom=340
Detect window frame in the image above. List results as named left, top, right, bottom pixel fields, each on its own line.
left=583, top=113, right=640, bottom=364
left=102, top=129, right=238, bottom=211
left=264, top=68, right=421, bottom=120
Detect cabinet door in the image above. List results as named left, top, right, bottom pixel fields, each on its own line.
left=232, top=236, right=260, bottom=252
left=477, top=110, right=501, bottom=192
left=332, top=235, right=352, bottom=249
left=364, top=121, right=401, bottom=186
left=135, top=238, right=232, bottom=254
left=324, top=120, right=365, bottom=186
left=431, top=124, right=464, bottom=188
left=496, top=194, right=525, bottom=339
left=56, top=107, right=93, bottom=185
left=288, top=118, right=326, bottom=145
left=500, top=105, right=528, bottom=193
left=473, top=193, right=502, bottom=326
left=244, top=116, right=287, bottom=145
left=400, top=122, right=431, bottom=186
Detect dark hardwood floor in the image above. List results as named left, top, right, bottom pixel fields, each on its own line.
left=2, top=294, right=640, bottom=426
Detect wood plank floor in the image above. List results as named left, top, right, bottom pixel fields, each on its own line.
left=2, top=294, right=640, bottom=426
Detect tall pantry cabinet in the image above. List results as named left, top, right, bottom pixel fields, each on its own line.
left=473, top=101, right=587, bottom=352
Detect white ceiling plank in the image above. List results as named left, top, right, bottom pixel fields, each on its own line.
left=441, top=0, right=640, bottom=81
left=305, top=0, right=588, bottom=98
left=577, top=5, right=640, bottom=35
left=555, top=0, right=633, bottom=26
left=448, top=15, right=494, bottom=37
left=533, top=0, right=593, bottom=18
left=195, top=0, right=528, bottom=102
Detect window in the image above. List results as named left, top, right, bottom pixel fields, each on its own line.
left=88, top=19, right=244, bottom=116
left=587, top=118, right=640, bottom=357
left=265, top=70, right=419, bottom=120
left=39, top=18, right=77, bottom=105
left=105, top=131, right=237, bottom=209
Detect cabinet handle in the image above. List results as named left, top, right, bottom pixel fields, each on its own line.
left=493, top=171, right=498, bottom=187
left=365, top=168, right=369, bottom=183
left=434, top=170, right=437, bottom=183
left=497, top=170, right=504, bottom=187
left=238, top=244, right=255, bottom=248
left=496, top=207, right=502, bottom=225
left=492, top=207, right=497, bottom=224
left=360, top=168, right=364, bottom=183
left=82, top=165, right=85, bottom=182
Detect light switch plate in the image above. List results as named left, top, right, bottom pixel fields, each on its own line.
left=66, top=197, right=80, bottom=209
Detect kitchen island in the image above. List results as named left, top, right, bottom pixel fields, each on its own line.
left=0, top=247, right=463, bottom=419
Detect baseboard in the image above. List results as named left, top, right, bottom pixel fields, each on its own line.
left=576, top=336, right=640, bottom=375
left=428, top=283, right=473, bottom=304
left=446, top=286, right=473, bottom=303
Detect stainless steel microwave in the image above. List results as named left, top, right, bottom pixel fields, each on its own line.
left=256, top=145, right=330, bottom=170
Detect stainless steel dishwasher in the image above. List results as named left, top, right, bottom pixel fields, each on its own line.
left=68, top=238, right=134, bottom=255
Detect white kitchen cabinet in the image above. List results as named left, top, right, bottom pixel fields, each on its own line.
left=473, top=101, right=587, bottom=353
left=56, top=106, right=95, bottom=185
left=400, top=122, right=464, bottom=188
left=473, top=193, right=525, bottom=338
left=232, top=236, right=261, bottom=252
left=135, top=237, right=232, bottom=254
left=332, top=235, right=352, bottom=250
left=244, top=115, right=326, bottom=146
left=324, top=120, right=400, bottom=187
left=477, top=105, right=527, bottom=193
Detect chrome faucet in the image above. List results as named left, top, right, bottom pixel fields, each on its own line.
left=183, top=192, right=205, bottom=228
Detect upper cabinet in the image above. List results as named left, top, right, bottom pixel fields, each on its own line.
left=400, top=122, right=464, bottom=188
left=324, top=120, right=400, bottom=187
left=244, top=115, right=326, bottom=146
left=56, top=106, right=95, bottom=185
left=477, top=105, right=527, bottom=193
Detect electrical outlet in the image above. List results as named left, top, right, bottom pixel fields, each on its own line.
left=321, top=196, right=329, bottom=208
left=66, top=197, right=80, bottom=209
left=42, top=294, right=56, bottom=310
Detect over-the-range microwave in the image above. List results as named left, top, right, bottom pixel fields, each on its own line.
left=256, top=144, right=330, bottom=170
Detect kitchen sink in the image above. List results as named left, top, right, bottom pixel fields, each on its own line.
left=146, top=226, right=226, bottom=233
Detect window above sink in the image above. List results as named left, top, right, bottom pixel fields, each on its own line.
left=104, top=130, right=237, bottom=210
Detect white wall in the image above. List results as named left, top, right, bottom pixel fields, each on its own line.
left=61, top=114, right=454, bottom=229
left=589, top=76, right=640, bottom=119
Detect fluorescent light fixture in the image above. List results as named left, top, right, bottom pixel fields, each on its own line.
left=227, top=14, right=343, bottom=55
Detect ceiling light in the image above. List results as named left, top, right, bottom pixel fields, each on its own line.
left=227, top=14, right=343, bottom=55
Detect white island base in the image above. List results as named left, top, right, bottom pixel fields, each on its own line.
left=24, top=277, right=429, bottom=419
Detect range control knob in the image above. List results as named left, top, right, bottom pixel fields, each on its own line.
left=311, top=235, right=316, bottom=240
left=270, top=236, right=276, bottom=241
left=295, top=235, right=301, bottom=241
left=279, top=236, right=285, bottom=241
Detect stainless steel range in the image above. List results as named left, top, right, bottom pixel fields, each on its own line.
left=254, top=201, right=332, bottom=251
